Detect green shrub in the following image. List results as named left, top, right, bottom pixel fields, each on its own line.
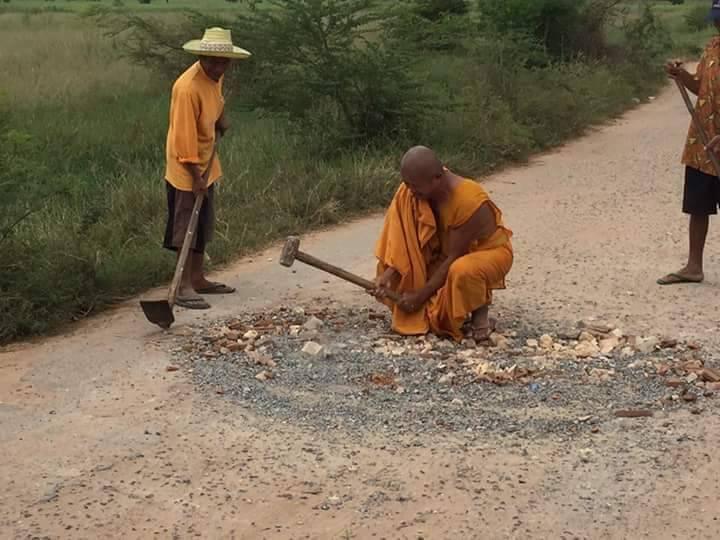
left=685, top=4, right=711, bottom=32
left=385, top=3, right=477, bottom=52
left=476, top=0, right=621, bottom=59
left=234, top=0, right=428, bottom=150
left=415, top=0, right=468, bottom=21
left=622, top=1, right=673, bottom=65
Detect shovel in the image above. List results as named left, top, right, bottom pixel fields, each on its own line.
left=140, top=145, right=217, bottom=329
left=674, top=78, right=720, bottom=176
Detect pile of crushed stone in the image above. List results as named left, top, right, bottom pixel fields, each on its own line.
left=166, top=304, right=719, bottom=438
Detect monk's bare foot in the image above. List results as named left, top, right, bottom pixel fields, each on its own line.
left=657, top=266, right=704, bottom=285
left=466, top=306, right=496, bottom=342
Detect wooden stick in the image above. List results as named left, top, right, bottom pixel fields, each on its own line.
left=167, top=146, right=217, bottom=305
left=294, top=250, right=402, bottom=303
left=674, top=79, right=720, bottom=176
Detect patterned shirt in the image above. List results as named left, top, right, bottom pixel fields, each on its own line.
left=682, top=37, right=720, bottom=176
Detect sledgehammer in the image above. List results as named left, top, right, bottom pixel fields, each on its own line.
left=279, top=236, right=400, bottom=302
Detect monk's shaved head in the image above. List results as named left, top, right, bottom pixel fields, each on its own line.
left=400, top=146, right=445, bottom=200
left=400, top=146, right=443, bottom=182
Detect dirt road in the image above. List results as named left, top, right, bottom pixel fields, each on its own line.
left=2, top=84, right=720, bottom=540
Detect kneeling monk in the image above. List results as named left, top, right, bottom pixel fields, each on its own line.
left=374, top=146, right=513, bottom=341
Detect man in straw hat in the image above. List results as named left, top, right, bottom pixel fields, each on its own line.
left=163, top=28, right=250, bottom=309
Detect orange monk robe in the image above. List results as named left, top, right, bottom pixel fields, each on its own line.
left=374, top=179, right=513, bottom=341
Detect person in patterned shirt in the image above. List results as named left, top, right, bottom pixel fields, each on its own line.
left=658, top=2, right=720, bottom=285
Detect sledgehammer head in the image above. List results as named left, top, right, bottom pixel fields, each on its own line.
left=279, top=236, right=300, bottom=267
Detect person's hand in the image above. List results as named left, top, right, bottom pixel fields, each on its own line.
left=397, top=290, right=426, bottom=313
left=371, top=268, right=398, bottom=299
left=665, top=61, right=686, bottom=81
left=706, top=135, right=720, bottom=153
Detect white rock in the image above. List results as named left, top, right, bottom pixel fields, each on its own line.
left=686, top=373, right=699, bottom=384
left=579, top=448, right=593, bottom=463
left=255, top=370, right=272, bottom=381
left=539, top=334, right=554, bottom=349
left=439, top=372, right=456, bottom=384
left=303, top=316, right=324, bottom=331
left=489, top=333, right=510, bottom=349
left=635, top=336, right=659, bottom=354
left=611, top=328, right=624, bottom=338
left=289, top=325, right=301, bottom=337
left=420, top=344, right=433, bottom=356
left=243, top=330, right=259, bottom=341
left=451, top=398, right=464, bottom=406
left=391, top=347, right=406, bottom=356
left=293, top=307, right=306, bottom=316
left=395, top=386, right=406, bottom=394
left=620, top=346, right=635, bottom=358
left=599, top=336, right=620, bottom=355
left=302, top=341, right=324, bottom=357
left=589, top=368, right=615, bottom=381
left=575, top=341, right=600, bottom=358
left=526, top=338, right=539, bottom=348
left=579, top=331, right=595, bottom=343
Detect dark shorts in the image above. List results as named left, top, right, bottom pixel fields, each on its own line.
left=163, top=181, right=215, bottom=254
left=683, top=166, right=720, bottom=216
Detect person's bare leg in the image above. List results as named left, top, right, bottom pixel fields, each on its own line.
left=685, top=214, right=709, bottom=276
left=190, top=252, right=214, bottom=290
left=189, top=252, right=236, bottom=293
left=658, top=214, right=708, bottom=284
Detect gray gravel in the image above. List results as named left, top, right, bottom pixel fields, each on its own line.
left=168, top=303, right=717, bottom=439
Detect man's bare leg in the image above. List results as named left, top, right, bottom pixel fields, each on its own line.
left=176, top=252, right=210, bottom=309
left=658, top=214, right=708, bottom=284
left=190, top=252, right=213, bottom=290
left=189, top=252, right=236, bottom=294
left=685, top=214, right=709, bottom=276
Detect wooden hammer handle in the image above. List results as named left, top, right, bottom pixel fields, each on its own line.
left=295, top=250, right=401, bottom=302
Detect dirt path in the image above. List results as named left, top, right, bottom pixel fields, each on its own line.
left=2, top=85, right=720, bottom=540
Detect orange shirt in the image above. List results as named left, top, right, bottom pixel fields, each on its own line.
left=165, top=62, right=224, bottom=191
left=682, top=37, right=720, bottom=176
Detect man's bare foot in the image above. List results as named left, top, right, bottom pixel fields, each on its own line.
left=176, top=285, right=210, bottom=309
left=193, top=281, right=236, bottom=294
left=657, top=267, right=704, bottom=285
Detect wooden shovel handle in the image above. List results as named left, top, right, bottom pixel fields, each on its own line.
left=675, top=79, right=720, bottom=177
left=167, top=146, right=217, bottom=305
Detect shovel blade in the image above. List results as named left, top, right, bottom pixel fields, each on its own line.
left=140, top=299, right=174, bottom=329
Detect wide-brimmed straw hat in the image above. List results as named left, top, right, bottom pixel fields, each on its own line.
left=183, top=27, right=251, bottom=60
